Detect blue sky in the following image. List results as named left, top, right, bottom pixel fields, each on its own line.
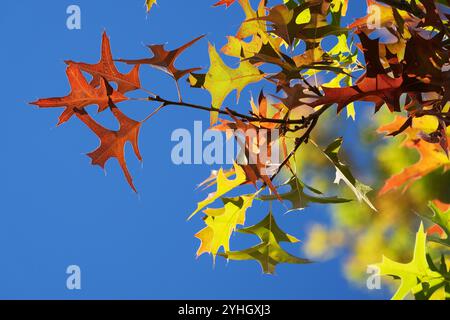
left=0, top=0, right=390, bottom=299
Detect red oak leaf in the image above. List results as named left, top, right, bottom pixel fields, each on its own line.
left=30, top=64, right=127, bottom=125
left=313, top=74, right=403, bottom=112
left=75, top=103, right=143, bottom=192
left=213, top=0, right=236, bottom=8
left=310, top=32, right=404, bottom=113
left=66, top=32, right=141, bottom=94
left=116, top=35, right=205, bottom=81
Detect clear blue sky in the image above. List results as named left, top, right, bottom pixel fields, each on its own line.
left=0, top=0, right=390, bottom=299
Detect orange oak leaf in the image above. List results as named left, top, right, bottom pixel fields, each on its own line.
left=116, top=35, right=205, bottom=81
left=66, top=32, right=141, bottom=94
left=213, top=0, right=236, bottom=8
left=378, top=116, right=450, bottom=195
left=75, top=103, right=143, bottom=192
left=434, top=200, right=450, bottom=213
left=348, top=0, right=419, bottom=32
left=379, top=140, right=449, bottom=195
left=249, top=91, right=285, bottom=130
left=212, top=112, right=280, bottom=198
left=30, top=64, right=127, bottom=125
left=427, top=224, right=445, bottom=237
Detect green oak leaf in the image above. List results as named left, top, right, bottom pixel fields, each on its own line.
left=260, top=176, right=351, bottom=212
left=414, top=255, right=450, bottom=300
left=422, top=201, right=450, bottom=247
left=220, top=213, right=311, bottom=274
left=375, top=223, right=446, bottom=300
left=321, top=138, right=376, bottom=211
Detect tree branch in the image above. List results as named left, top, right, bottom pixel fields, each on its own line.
left=148, top=95, right=329, bottom=125
left=147, top=95, right=333, bottom=183
left=269, top=103, right=333, bottom=182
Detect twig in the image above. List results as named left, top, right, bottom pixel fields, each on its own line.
left=270, top=103, right=333, bottom=182
left=147, top=95, right=328, bottom=125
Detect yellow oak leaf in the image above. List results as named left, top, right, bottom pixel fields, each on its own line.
left=189, top=163, right=247, bottom=219
left=145, top=0, right=157, bottom=12
left=195, top=194, right=256, bottom=258
left=189, top=44, right=264, bottom=124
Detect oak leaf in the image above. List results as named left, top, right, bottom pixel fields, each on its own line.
left=321, top=138, right=376, bottom=210
left=260, top=176, right=351, bottom=212
left=225, top=0, right=282, bottom=60
left=195, top=194, right=256, bottom=258
left=212, top=111, right=280, bottom=197
left=66, top=32, right=141, bottom=94
left=378, top=116, right=450, bottom=195
left=75, top=103, right=143, bottom=192
left=116, top=35, right=205, bottom=81
left=189, top=164, right=247, bottom=219
left=220, top=212, right=311, bottom=274
left=145, top=0, right=157, bottom=12
left=348, top=0, right=418, bottom=35
left=213, top=0, right=236, bottom=8
left=310, top=32, right=404, bottom=113
left=374, top=223, right=446, bottom=300
left=422, top=201, right=450, bottom=247
left=189, top=43, right=264, bottom=124
left=30, top=64, right=127, bottom=125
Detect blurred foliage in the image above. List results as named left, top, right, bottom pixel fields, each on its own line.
left=302, top=109, right=450, bottom=297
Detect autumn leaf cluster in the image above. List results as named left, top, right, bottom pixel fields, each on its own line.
left=31, top=0, right=450, bottom=299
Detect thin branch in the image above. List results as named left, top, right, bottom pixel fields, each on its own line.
left=142, top=102, right=166, bottom=123
left=140, top=87, right=158, bottom=97
left=148, top=95, right=328, bottom=125
left=145, top=95, right=333, bottom=184
left=174, top=80, right=182, bottom=103
left=270, top=103, right=333, bottom=182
